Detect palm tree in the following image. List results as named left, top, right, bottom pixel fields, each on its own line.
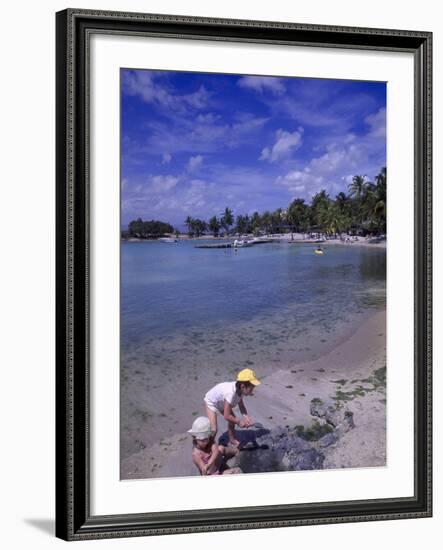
left=235, top=214, right=252, bottom=235
left=271, top=208, right=284, bottom=234
left=208, top=215, right=221, bottom=237
left=310, top=190, right=330, bottom=232
left=287, top=198, right=308, bottom=234
left=348, top=175, right=367, bottom=201
left=260, top=210, right=272, bottom=235
left=348, top=175, right=369, bottom=232
left=185, top=215, right=194, bottom=236
left=181, top=166, right=386, bottom=240
left=335, top=191, right=349, bottom=210
left=375, top=166, right=386, bottom=191
left=316, top=201, right=337, bottom=236
left=360, top=182, right=375, bottom=219
left=251, top=211, right=261, bottom=236
left=192, top=219, right=207, bottom=237
left=220, top=207, right=234, bottom=236
left=364, top=167, right=386, bottom=234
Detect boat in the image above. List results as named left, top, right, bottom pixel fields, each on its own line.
left=250, top=237, right=277, bottom=244
left=159, top=237, right=178, bottom=243
left=233, top=239, right=254, bottom=248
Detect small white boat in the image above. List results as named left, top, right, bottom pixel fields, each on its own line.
left=251, top=236, right=276, bottom=244
left=159, top=237, right=178, bottom=243
left=233, top=239, right=253, bottom=248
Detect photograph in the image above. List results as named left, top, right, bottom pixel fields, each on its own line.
left=54, top=7, right=432, bottom=540
left=119, top=69, right=388, bottom=480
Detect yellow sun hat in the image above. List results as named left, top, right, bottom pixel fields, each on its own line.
left=237, top=368, right=261, bottom=386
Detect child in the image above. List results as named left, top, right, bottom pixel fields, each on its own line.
left=187, top=416, right=241, bottom=475
left=204, top=368, right=260, bottom=446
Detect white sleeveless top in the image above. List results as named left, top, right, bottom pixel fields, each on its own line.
left=204, top=382, right=241, bottom=413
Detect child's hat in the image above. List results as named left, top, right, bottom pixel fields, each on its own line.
left=187, top=416, right=213, bottom=439
left=237, top=368, right=261, bottom=385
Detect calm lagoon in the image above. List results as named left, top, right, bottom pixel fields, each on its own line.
left=122, top=240, right=385, bottom=345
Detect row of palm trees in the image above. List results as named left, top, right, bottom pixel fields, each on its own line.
left=185, top=208, right=235, bottom=238
left=184, top=167, right=386, bottom=238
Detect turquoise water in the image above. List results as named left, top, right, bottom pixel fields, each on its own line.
left=121, top=240, right=386, bottom=348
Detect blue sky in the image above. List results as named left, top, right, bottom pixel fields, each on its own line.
left=121, top=69, right=386, bottom=230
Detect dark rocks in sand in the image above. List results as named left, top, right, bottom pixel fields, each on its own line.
left=238, top=427, right=324, bottom=472
left=310, top=398, right=342, bottom=427
left=237, top=444, right=281, bottom=473
left=318, top=431, right=339, bottom=448
left=310, top=398, right=355, bottom=431
left=236, top=400, right=355, bottom=474
left=282, top=446, right=324, bottom=470
left=334, top=410, right=355, bottom=437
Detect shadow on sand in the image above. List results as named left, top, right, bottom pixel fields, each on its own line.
left=218, top=425, right=270, bottom=451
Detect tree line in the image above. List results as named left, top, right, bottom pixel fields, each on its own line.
left=123, top=218, right=175, bottom=239
left=184, top=167, right=386, bottom=237
left=123, top=167, right=386, bottom=239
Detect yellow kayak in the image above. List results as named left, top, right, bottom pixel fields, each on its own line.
left=314, top=249, right=324, bottom=254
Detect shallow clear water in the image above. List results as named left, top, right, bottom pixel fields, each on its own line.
left=121, top=240, right=386, bottom=348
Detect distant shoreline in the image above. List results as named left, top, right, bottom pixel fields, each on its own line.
left=122, top=233, right=387, bottom=248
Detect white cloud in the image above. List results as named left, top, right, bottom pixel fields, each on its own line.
left=187, top=155, right=204, bottom=171
left=123, top=71, right=210, bottom=113
left=145, top=114, right=267, bottom=156
left=231, top=115, right=269, bottom=137
left=263, top=80, right=380, bottom=132
left=162, top=152, right=172, bottom=164
left=365, top=108, right=386, bottom=138
left=276, top=169, right=324, bottom=196
left=196, top=113, right=220, bottom=124
left=149, top=175, right=179, bottom=193
left=238, top=76, right=286, bottom=95
left=184, top=179, right=207, bottom=207
left=276, top=137, right=376, bottom=199
left=260, top=128, right=303, bottom=162
left=309, top=143, right=365, bottom=176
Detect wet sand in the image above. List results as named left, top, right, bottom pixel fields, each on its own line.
left=120, top=305, right=382, bottom=460
left=121, top=309, right=386, bottom=479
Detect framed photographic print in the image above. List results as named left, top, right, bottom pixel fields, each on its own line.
left=55, top=9, right=432, bottom=540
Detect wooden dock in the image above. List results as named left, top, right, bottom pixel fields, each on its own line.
left=289, top=239, right=326, bottom=244
left=195, top=242, right=232, bottom=249
left=252, top=239, right=276, bottom=245
left=195, top=238, right=278, bottom=249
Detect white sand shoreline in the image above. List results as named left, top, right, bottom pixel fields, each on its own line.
left=121, top=309, right=386, bottom=479
left=123, top=234, right=386, bottom=249
left=120, top=305, right=382, bottom=462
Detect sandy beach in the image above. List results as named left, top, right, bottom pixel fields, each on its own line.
left=265, top=233, right=387, bottom=249
left=125, top=233, right=386, bottom=249
left=121, top=309, right=386, bottom=479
